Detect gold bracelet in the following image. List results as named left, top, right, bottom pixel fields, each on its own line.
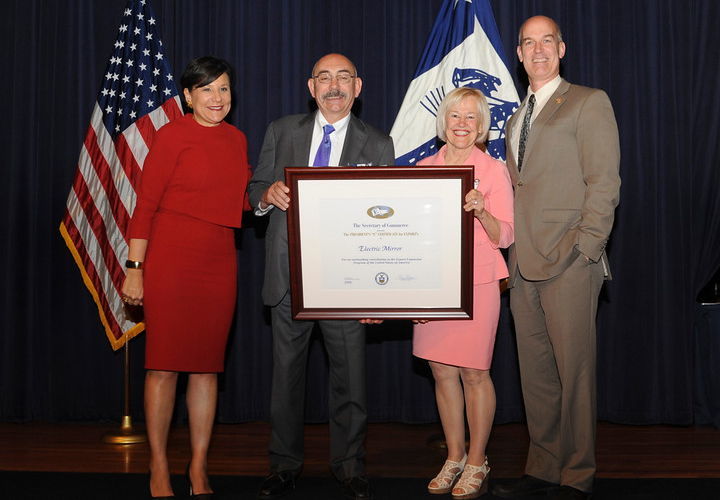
left=125, top=259, right=143, bottom=269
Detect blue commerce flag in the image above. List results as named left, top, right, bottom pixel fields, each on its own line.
left=391, top=0, right=519, bottom=163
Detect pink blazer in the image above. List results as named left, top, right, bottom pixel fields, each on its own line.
left=418, top=145, right=514, bottom=284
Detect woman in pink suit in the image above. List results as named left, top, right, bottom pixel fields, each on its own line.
left=414, top=87, right=514, bottom=499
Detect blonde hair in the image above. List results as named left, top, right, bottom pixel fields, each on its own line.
left=436, top=87, right=491, bottom=145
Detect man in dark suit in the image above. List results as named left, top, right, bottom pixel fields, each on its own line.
left=247, top=53, right=394, bottom=500
left=491, top=16, right=621, bottom=500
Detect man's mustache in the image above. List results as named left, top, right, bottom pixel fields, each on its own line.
left=322, top=89, right=347, bottom=100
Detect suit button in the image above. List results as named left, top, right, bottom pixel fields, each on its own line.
left=517, top=181, right=524, bottom=186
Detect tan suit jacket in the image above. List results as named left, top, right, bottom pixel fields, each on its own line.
left=506, top=79, right=621, bottom=284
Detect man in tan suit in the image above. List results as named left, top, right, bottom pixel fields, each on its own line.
left=491, top=16, right=621, bottom=500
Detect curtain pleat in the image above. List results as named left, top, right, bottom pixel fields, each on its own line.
left=1, top=0, right=717, bottom=426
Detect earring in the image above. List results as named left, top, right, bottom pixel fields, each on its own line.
left=186, top=100, right=193, bottom=109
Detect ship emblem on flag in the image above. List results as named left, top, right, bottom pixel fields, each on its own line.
left=391, top=0, right=519, bottom=164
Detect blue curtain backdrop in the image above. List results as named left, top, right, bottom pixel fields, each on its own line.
left=1, top=0, right=718, bottom=426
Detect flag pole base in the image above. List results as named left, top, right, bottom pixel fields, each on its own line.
left=102, top=415, right=147, bottom=445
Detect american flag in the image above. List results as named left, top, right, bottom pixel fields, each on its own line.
left=60, top=0, right=182, bottom=350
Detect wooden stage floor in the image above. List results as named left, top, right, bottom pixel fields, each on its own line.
left=1, top=421, right=719, bottom=479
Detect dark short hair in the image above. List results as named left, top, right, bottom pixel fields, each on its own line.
left=180, top=56, right=233, bottom=91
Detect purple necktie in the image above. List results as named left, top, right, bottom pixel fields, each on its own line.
left=312, top=124, right=335, bottom=167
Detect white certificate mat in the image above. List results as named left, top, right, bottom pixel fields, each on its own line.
left=286, top=167, right=474, bottom=319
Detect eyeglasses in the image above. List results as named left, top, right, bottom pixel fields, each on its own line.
left=312, top=72, right=356, bottom=85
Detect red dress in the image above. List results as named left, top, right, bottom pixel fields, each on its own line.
left=128, top=114, right=251, bottom=372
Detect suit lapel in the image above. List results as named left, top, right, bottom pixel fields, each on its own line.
left=292, top=113, right=315, bottom=165
left=339, top=115, right=367, bottom=165
left=523, top=79, right=571, bottom=166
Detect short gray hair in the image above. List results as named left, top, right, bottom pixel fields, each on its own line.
left=436, top=87, right=491, bottom=145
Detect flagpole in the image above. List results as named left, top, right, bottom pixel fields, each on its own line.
left=103, top=334, right=146, bottom=444
left=60, top=0, right=180, bottom=444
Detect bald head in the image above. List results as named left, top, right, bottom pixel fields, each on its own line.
left=518, top=15, right=563, bottom=45
left=311, top=53, right=357, bottom=78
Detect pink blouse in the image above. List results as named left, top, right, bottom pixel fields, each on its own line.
left=418, top=145, right=514, bottom=284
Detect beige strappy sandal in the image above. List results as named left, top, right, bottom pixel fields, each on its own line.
left=427, top=454, right=467, bottom=494
left=451, top=457, right=490, bottom=499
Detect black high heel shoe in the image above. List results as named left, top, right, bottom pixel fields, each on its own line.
left=186, top=463, right=215, bottom=499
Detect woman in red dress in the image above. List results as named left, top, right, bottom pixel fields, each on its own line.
left=121, top=56, right=251, bottom=499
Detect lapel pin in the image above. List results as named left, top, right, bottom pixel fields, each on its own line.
left=555, top=97, right=564, bottom=104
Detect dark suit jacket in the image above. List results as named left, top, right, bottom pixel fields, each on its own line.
left=247, top=112, right=395, bottom=307
left=505, top=79, right=621, bottom=284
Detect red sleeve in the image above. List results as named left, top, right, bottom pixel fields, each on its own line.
left=127, top=127, right=178, bottom=239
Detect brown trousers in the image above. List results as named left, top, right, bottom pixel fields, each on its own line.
left=510, top=251, right=605, bottom=492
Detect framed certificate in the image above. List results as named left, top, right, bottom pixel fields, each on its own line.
left=286, top=166, right=474, bottom=320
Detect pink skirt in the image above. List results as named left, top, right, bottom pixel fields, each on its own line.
left=413, top=281, right=500, bottom=370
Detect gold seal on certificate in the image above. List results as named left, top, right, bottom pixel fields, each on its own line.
left=286, top=166, right=474, bottom=320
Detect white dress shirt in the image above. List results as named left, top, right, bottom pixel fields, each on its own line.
left=510, top=75, right=563, bottom=161
left=308, top=112, right=351, bottom=167
left=255, top=112, right=352, bottom=215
